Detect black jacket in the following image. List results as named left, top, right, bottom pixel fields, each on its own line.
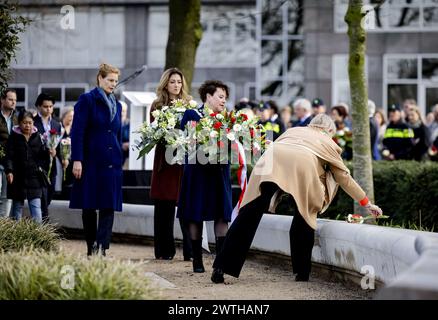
left=5, top=128, right=50, bottom=200
left=0, top=110, right=18, bottom=165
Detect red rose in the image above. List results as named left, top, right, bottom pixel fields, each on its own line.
left=240, top=114, right=248, bottom=121
left=213, top=122, right=222, bottom=129
left=49, top=129, right=57, bottom=135
left=210, top=112, right=218, bottom=117
left=231, top=116, right=236, bottom=123
left=250, top=129, right=254, bottom=138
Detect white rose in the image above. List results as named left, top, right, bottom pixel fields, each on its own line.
left=210, top=131, right=218, bottom=138
left=337, top=130, right=344, bottom=136
left=162, top=106, right=169, bottom=111
left=216, top=114, right=224, bottom=120
left=167, top=118, right=176, bottom=128
left=151, top=120, right=158, bottom=129
left=189, top=100, right=198, bottom=108
left=233, top=124, right=242, bottom=132
left=151, top=110, right=160, bottom=118
left=175, top=107, right=186, bottom=112
left=226, top=132, right=236, bottom=141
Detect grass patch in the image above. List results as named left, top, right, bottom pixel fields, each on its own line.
left=0, top=248, right=160, bottom=300
left=0, top=218, right=61, bottom=252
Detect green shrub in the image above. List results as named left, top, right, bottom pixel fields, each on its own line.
left=236, top=161, right=438, bottom=231
left=0, top=249, right=159, bottom=300
left=322, top=161, right=438, bottom=231
left=0, top=218, right=61, bottom=252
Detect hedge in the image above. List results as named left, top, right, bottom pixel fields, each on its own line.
left=232, top=161, right=438, bottom=231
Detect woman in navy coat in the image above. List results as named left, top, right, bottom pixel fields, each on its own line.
left=177, top=80, right=232, bottom=273
left=70, top=63, right=123, bottom=257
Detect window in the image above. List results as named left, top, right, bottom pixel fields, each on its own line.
left=335, top=0, right=438, bottom=33
left=147, top=6, right=257, bottom=67
left=256, top=0, right=304, bottom=105
left=332, top=55, right=369, bottom=107
left=7, top=84, right=28, bottom=112
left=13, top=7, right=125, bottom=68
left=38, top=84, right=88, bottom=117
left=383, top=54, right=438, bottom=115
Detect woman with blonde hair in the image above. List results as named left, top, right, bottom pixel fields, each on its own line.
left=212, top=114, right=382, bottom=283
left=70, top=63, right=123, bottom=257
left=150, top=67, right=193, bottom=261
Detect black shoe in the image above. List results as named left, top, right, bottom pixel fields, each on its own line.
left=211, top=268, right=224, bottom=283
left=184, top=256, right=192, bottom=261
left=87, top=243, right=98, bottom=256
left=193, top=259, right=205, bottom=273
left=295, top=274, right=309, bottom=282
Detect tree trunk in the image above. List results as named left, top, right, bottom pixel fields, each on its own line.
left=165, top=0, right=202, bottom=92
left=345, top=0, right=374, bottom=216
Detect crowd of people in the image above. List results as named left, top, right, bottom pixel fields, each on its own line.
left=235, top=96, right=438, bottom=162
left=1, top=62, right=435, bottom=284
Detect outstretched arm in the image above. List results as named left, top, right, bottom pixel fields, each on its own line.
left=331, top=166, right=382, bottom=216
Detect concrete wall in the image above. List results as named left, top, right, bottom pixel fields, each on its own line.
left=46, top=200, right=438, bottom=299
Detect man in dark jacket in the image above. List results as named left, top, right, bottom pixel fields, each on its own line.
left=0, top=88, right=18, bottom=217
left=33, top=93, right=62, bottom=221
left=382, top=104, right=415, bottom=160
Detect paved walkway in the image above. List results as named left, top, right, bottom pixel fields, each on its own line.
left=60, top=240, right=374, bottom=300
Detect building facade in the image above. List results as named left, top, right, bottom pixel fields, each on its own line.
left=8, top=0, right=438, bottom=117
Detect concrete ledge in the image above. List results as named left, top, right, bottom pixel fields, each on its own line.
left=46, top=201, right=438, bottom=298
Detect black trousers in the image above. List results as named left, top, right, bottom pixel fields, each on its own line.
left=41, top=181, right=55, bottom=221
left=154, top=200, right=192, bottom=259
left=82, top=209, right=114, bottom=250
left=213, top=182, right=315, bottom=278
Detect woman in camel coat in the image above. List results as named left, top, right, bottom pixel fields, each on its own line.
left=211, top=114, right=382, bottom=283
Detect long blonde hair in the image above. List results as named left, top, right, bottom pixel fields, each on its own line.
left=152, top=68, right=191, bottom=110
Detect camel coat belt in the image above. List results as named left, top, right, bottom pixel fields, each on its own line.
left=240, top=126, right=366, bottom=230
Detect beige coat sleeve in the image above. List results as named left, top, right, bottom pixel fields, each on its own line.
left=330, top=166, right=367, bottom=203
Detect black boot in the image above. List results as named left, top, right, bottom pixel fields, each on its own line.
left=87, top=242, right=98, bottom=256
left=211, top=237, right=226, bottom=283
left=191, top=239, right=205, bottom=273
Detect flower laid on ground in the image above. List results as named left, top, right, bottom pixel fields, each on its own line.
left=346, top=213, right=389, bottom=224
left=135, top=99, right=197, bottom=159
left=42, top=128, right=63, bottom=178
left=60, top=138, right=71, bottom=181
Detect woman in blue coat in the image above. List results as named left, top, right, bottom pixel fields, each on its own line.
left=70, top=63, right=123, bottom=257
left=177, top=80, right=232, bottom=273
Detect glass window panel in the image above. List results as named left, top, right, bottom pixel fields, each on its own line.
left=261, top=0, right=283, bottom=36
left=9, top=87, right=26, bottom=103
left=13, top=8, right=124, bottom=67
left=40, top=87, right=62, bottom=102
left=422, top=58, right=438, bottom=80
left=426, top=87, right=438, bottom=114
left=65, top=87, right=86, bottom=102
left=387, top=84, right=417, bottom=110
left=261, top=40, right=283, bottom=80
left=288, top=1, right=303, bottom=35
left=388, top=7, right=420, bottom=28
left=387, top=58, right=417, bottom=79
left=286, top=41, right=304, bottom=83
left=424, top=7, right=438, bottom=27
left=261, top=80, right=283, bottom=97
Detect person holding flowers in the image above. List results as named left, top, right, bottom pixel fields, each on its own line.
left=59, top=107, right=74, bottom=192
left=5, top=111, right=51, bottom=224
left=177, top=80, right=232, bottom=274
left=70, top=63, right=123, bottom=257
left=149, top=67, right=194, bottom=261
left=211, top=114, right=383, bottom=283
left=33, top=93, right=62, bottom=222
